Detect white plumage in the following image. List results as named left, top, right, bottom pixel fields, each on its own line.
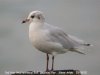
left=22, top=10, right=91, bottom=71
left=26, top=11, right=91, bottom=55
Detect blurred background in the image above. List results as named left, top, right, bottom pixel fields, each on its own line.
left=0, top=0, right=100, bottom=75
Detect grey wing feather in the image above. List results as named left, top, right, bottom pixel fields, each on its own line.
left=47, top=27, right=85, bottom=49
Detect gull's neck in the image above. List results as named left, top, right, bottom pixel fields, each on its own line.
left=29, top=21, right=44, bottom=32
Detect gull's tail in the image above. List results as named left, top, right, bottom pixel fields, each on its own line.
left=72, top=43, right=93, bottom=55
left=73, top=50, right=86, bottom=55
left=70, top=48, right=86, bottom=55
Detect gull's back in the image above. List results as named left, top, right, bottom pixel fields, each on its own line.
left=43, top=23, right=84, bottom=48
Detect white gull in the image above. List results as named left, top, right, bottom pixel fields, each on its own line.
left=22, top=10, right=91, bottom=71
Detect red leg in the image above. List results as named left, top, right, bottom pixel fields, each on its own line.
left=46, top=53, right=49, bottom=72
left=51, top=55, right=54, bottom=71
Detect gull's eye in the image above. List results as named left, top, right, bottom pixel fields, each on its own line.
left=38, top=16, right=40, bottom=19
left=31, top=15, right=35, bottom=18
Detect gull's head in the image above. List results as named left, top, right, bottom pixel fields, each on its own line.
left=22, top=10, right=45, bottom=23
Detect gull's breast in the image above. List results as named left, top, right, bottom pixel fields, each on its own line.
left=29, top=30, right=66, bottom=54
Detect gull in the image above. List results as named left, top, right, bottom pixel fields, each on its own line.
left=22, top=10, right=91, bottom=71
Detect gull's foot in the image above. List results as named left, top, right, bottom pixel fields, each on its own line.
left=45, top=69, right=50, bottom=72
left=50, top=68, right=54, bottom=72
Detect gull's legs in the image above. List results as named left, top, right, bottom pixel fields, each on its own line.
left=46, top=53, right=49, bottom=72
left=51, top=55, right=54, bottom=71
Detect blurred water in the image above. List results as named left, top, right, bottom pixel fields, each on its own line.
left=0, top=0, right=100, bottom=75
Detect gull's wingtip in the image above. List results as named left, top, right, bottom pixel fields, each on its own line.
left=84, top=43, right=93, bottom=46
